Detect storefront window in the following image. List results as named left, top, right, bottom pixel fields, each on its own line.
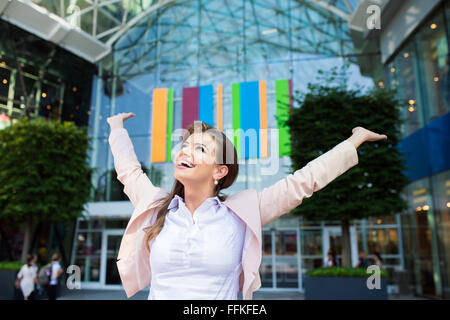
left=430, top=170, right=450, bottom=298
left=301, top=230, right=322, bottom=257
left=74, top=231, right=102, bottom=282
left=415, top=9, right=450, bottom=123
left=402, top=177, right=442, bottom=297
left=365, top=215, right=397, bottom=226
left=366, top=228, right=399, bottom=255
left=387, top=44, right=424, bottom=137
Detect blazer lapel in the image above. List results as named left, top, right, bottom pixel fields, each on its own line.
left=223, top=189, right=262, bottom=244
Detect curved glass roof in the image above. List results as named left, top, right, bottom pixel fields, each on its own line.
left=105, top=0, right=364, bottom=87
left=31, top=0, right=174, bottom=43
left=30, top=1, right=371, bottom=90
left=31, top=0, right=361, bottom=48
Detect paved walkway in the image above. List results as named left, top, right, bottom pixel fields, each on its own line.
left=57, top=288, right=427, bottom=300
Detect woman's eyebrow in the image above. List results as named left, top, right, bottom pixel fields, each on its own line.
left=183, top=141, right=209, bottom=150
left=195, top=143, right=208, bottom=150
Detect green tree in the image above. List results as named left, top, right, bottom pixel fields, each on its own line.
left=286, top=78, right=409, bottom=267
left=0, top=117, right=94, bottom=263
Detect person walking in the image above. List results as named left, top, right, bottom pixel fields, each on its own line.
left=355, top=251, right=370, bottom=268
left=372, top=251, right=383, bottom=268
left=46, top=253, right=63, bottom=300
left=16, top=254, right=38, bottom=300
left=325, top=249, right=339, bottom=267
left=107, top=112, right=387, bottom=300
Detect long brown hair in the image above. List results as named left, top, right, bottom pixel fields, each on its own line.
left=143, top=121, right=239, bottom=252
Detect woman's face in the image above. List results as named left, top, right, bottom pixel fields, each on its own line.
left=174, top=132, right=228, bottom=188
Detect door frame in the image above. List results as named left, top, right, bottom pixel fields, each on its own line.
left=100, top=229, right=124, bottom=287
left=322, top=226, right=358, bottom=267
left=260, top=228, right=302, bottom=291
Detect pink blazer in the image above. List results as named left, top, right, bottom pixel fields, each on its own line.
left=108, top=128, right=359, bottom=300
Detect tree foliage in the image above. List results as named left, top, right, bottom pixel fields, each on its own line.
left=0, top=117, right=94, bottom=224
left=286, top=83, right=410, bottom=222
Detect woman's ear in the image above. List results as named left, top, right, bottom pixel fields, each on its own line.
left=214, top=165, right=229, bottom=180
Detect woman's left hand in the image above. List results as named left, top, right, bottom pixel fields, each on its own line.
left=347, top=126, right=387, bottom=149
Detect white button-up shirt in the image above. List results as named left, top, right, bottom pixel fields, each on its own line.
left=148, top=194, right=246, bottom=300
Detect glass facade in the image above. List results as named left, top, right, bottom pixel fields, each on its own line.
left=387, top=3, right=450, bottom=138
left=386, top=1, right=450, bottom=299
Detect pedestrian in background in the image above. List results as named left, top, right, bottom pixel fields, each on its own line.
left=16, top=254, right=38, bottom=300
left=46, top=253, right=63, bottom=300
left=355, top=251, right=370, bottom=268
left=325, top=249, right=339, bottom=267
left=372, top=251, right=383, bottom=268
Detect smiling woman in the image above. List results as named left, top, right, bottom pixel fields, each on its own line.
left=144, top=120, right=239, bottom=253
left=106, top=112, right=387, bottom=300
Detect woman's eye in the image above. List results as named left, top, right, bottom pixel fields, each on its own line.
left=196, top=146, right=205, bottom=152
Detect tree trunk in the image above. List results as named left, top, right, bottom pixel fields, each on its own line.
left=20, top=217, right=33, bottom=263
left=340, top=219, right=352, bottom=267
left=0, top=223, right=14, bottom=260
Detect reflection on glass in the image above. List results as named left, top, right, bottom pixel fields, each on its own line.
left=0, top=67, right=11, bottom=110
left=366, top=216, right=397, bottom=225
left=275, top=231, right=298, bottom=288
left=301, top=230, right=322, bottom=256
left=387, top=44, right=424, bottom=137
left=430, top=170, right=450, bottom=298
left=74, top=231, right=102, bottom=282
left=328, top=229, right=343, bottom=265
left=402, top=178, right=439, bottom=297
left=106, top=235, right=122, bottom=285
left=367, top=228, right=399, bottom=255
left=416, top=9, right=450, bottom=122
left=260, top=231, right=273, bottom=287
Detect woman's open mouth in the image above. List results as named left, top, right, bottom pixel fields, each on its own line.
left=176, top=159, right=196, bottom=169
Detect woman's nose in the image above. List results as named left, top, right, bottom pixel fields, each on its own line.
left=180, top=145, right=193, bottom=158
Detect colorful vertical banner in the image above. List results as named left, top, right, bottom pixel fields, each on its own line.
left=182, top=85, right=214, bottom=129
left=182, top=87, right=199, bottom=129
left=231, top=81, right=269, bottom=159
left=240, top=81, right=260, bottom=159
left=217, top=84, right=223, bottom=132
left=151, top=88, right=168, bottom=163
left=166, top=88, right=174, bottom=162
left=231, top=83, right=241, bottom=158
left=199, top=85, right=214, bottom=127
left=151, top=79, right=291, bottom=163
left=275, top=79, right=292, bottom=157
left=259, top=81, right=268, bottom=158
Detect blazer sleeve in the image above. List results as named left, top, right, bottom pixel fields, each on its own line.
left=258, top=139, right=359, bottom=227
left=108, top=127, right=158, bottom=208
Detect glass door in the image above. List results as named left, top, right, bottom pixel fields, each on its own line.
left=275, top=230, right=300, bottom=288
left=261, top=231, right=274, bottom=288
left=260, top=229, right=301, bottom=289
left=101, top=230, right=124, bottom=286
left=322, top=226, right=358, bottom=267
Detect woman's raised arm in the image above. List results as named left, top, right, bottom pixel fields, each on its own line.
left=258, top=127, right=387, bottom=226
left=107, top=113, right=160, bottom=208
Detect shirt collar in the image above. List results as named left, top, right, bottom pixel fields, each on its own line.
left=168, top=194, right=222, bottom=211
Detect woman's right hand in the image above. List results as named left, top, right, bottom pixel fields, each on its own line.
left=107, top=112, right=136, bottom=130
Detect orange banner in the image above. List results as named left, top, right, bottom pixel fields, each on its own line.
left=151, top=88, right=168, bottom=162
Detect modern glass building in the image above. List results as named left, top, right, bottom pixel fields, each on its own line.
left=0, top=0, right=448, bottom=299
